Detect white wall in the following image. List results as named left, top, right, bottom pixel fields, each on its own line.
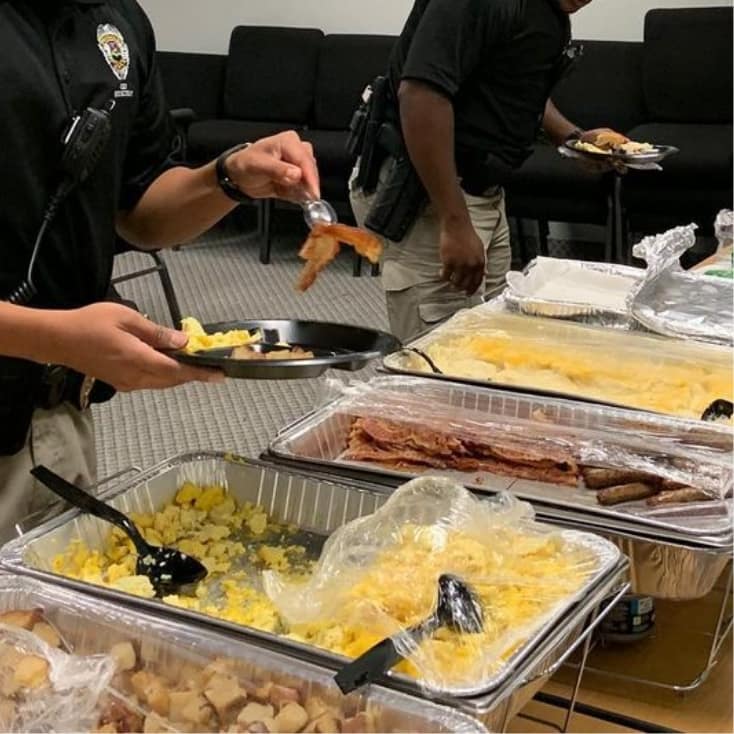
left=141, top=0, right=732, bottom=54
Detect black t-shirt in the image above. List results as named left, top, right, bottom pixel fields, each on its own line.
left=388, top=0, right=570, bottom=180
left=0, top=0, right=177, bottom=309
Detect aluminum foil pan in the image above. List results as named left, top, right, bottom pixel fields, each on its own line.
left=0, top=575, right=485, bottom=733
left=503, top=258, right=641, bottom=328
left=267, top=377, right=733, bottom=545
left=631, top=225, right=734, bottom=346
left=0, top=452, right=624, bottom=702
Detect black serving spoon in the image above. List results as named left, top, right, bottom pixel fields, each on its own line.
left=31, top=466, right=207, bottom=596
left=334, top=573, right=484, bottom=694
left=701, top=399, right=733, bottom=423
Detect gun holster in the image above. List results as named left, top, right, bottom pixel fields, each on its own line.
left=363, top=122, right=427, bottom=243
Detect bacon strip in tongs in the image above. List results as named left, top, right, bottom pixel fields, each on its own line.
left=296, top=223, right=382, bottom=292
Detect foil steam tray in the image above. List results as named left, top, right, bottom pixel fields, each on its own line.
left=0, top=575, right=485, bottom=733
left=267, top=376, right=733, bottom=547
left=0, top=452, right=624, bottom=702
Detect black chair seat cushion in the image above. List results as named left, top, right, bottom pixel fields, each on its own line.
left=625, top=123, right=733, bottom=187
left=187, top=120, right=299, bottom=163
left=504, top=143, right=610, bottom=223
left=224, top=26, right=323, bottom=123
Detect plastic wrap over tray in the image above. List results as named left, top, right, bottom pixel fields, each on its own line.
left=383, top=308, right=733, bottom=421
left=503, top=257, right=640, bottom=327
left=0, top=452, right=623, bottom=703
left=0, top=575, right=486, bottom=733
left=263, top=477, right=616, bottom=696
left=630, top=224, right=734, bottom=345
left=271, top=375, right=732, bottom=540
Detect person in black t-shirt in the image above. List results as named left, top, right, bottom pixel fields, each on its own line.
left=351, top=0, right=622, bottom=342
left=0, top=0, right=320, bottom=541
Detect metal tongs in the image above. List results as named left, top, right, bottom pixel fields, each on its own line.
left=299, top=186, right=337, bottom=229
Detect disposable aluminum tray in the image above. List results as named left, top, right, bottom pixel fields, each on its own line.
left=266, top=377, right=733, bottom=547
left=0, top=575, right=485, bottom=734
left=381, top=309, right=733, bottom=419
left=0, top=452, right=624, bottom=702
left=503, top=258, right=641, bottom=328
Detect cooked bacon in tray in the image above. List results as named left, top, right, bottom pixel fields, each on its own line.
left=342, top=417, right=579, bottom=486
left=297, top=223, right=382, bottom=292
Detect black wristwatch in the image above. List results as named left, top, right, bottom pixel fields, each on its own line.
left=216, top=143, right=251, bottom=202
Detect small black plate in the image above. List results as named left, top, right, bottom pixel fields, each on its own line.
left=173, top=319, right=401, bottom=380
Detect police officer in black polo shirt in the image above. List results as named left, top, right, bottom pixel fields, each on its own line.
left=0, top=0, right=320, bottom=540
left=351, top=0, right=622, bottom=342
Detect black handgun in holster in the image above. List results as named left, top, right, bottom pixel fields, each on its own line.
left=349, top=76, right=392, bottom=194
left=363, top=122, right=427, bottom=243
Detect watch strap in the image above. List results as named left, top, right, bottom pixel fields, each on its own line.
left=216, top=143, right=251, bottom=203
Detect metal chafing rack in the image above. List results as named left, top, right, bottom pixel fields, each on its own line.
left=264, top=376, right=732, bottom=601
left=0, top=452, right=627, bottom=729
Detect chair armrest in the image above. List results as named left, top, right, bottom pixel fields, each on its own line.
left=170, top=107, right=197, bottom=132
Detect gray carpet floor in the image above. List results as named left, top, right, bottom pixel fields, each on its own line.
left=94, top=215, right=387, bottom=479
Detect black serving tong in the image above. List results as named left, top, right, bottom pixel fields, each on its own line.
left=31, top=466, right=207, bottom=596
left=334, top=574, right=484, bottom=694
left=701, top=399, right=733, bottom=423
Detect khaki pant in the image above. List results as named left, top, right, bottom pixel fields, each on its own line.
left=350, top=165, right=512, bottom=343
left=0, top=403, right=96, bottom=545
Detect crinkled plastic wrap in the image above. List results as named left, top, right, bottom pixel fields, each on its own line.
left=0, top=622, right=116, bottom=732
left=315, top=377, right=733, bottom=502
left=383, top=309, right=733, bottom=421
left=630, top=224, right=734, bottom=345
left=715, top=210, right=733, bottom=251
left=264, top=477, right=611, bottom=696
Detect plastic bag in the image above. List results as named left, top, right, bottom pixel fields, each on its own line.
left=264, top=477, right=611, bottom=695
left=0, top=622, right=116, bottom=732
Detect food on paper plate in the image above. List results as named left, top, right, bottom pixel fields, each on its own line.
left=572, top=131, right=655, bottom=157
left=181, top=317, right=261, bottom=354
left=297, top=223, right=382, bottom=292
left=343, top=417, right=579, bottom=485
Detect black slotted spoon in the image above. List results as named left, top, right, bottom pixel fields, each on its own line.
left=31, top=466, right=207, bottom=596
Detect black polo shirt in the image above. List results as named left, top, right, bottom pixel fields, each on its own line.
left=0, top=0, right=177, bottom=309
left=388, top=0, right=570, bottom=186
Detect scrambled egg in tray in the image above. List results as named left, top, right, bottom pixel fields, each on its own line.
left=52, top=485, right=596, bottom=686
left=419, top=333, right=732, bottom=420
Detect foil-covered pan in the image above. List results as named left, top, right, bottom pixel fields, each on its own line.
left=0, top=575, right=485, bottom=733
left=266, top=376, right=733, bottom=545
left=0, top=452, right=624, bottom=702
left=630, top=225, right=734, bottom=346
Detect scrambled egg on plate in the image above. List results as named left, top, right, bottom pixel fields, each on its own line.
left=181, top=317, right=261, bottom=354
